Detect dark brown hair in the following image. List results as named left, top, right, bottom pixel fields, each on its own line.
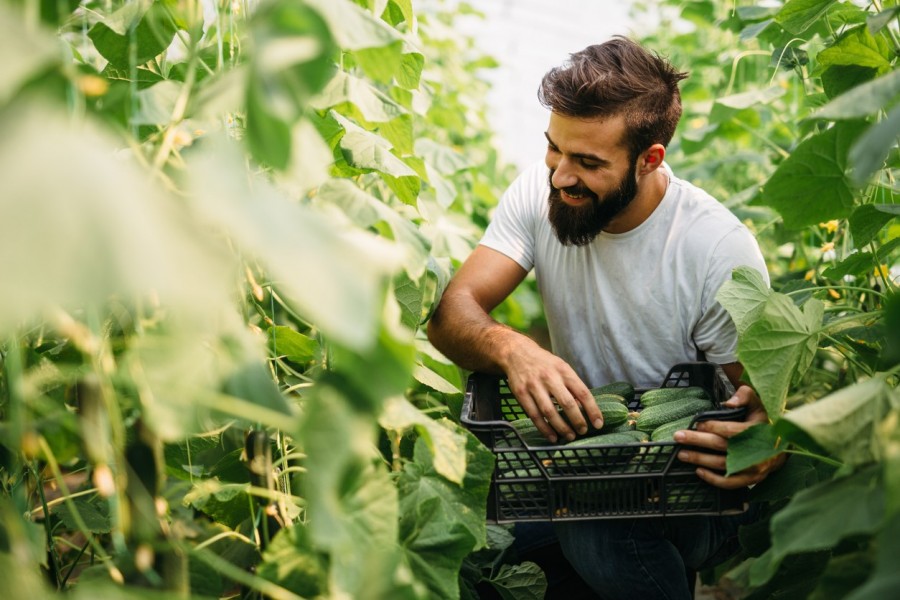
left=538, top=36, right=689, bottom=160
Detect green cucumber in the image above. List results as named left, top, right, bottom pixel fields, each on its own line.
left=590, top=381, right=635, bottom=404
left=597, top=401, right=629, bottom=429
left=495, top=418, right=553, bottom=447
left=639, top=386, right=709, bottom=407
left=635, top=398, right=714, bottom=433
left=592, top=392, right=628, bottom=405
left=649, top=415, right=696, bottom=441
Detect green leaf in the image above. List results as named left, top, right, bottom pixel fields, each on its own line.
left=849, top=104, right=900, bottom=186
left=396, top=50, right=425, bottom=90
left=868, top=7, right=900, bottom=34
left=311, top=70, right=407, bottom=123
left=334, top=112, right=417, bottom=176
left=395, top=271, right=424, bottom=330
left=256, top=525, right=328, bottom=597
left=777, top=375, right=894, bottom=467
left=54, top=496, right=112, bottom=533
left=813, top=69, right=900, bottom=120
left=267, top=326, right=319, bottom=364
left=845, top=513, right=900, bottom=600
left=245, top=80, right=292, bottom=170
left=738, top=294, right=823, bottom=417
left=415, top=138, right=470, bottom=175
left=88, top=1, right=178, bottom=70
left=222, top=360, right=294, bottom=417
left=817, top=26, right=892, bottom=72
left=489, top=562, right=548, bottom=600
left=716, top=266, right=771, bottom=336
left=379, top=396, right=469, bottom=483
left=849, top=204, right=898, bottom=248
left=184, top=481, right=253, bottom=529
left=307, top=0, right=401, bottom=50
left=775, top=0, right=838, bottom=34
left=749, top=465, right=884, bottom=586
left=759, top=121, right=866, bottom=229
left=186, top=139, right=403, bottom=351
left=398, top=434, right=494, bottom=600
left=749, top=454, right=836, bottom=502
left=313, top=177, right=429, bottom=280
left=822, top=250, right=875, bottom=279
left=709, top=86, right=786, bottom=124
left=727, top=423, right=783, bottom=476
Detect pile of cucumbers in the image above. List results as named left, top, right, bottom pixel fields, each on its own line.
left=503, top=380, right=715, bottom=449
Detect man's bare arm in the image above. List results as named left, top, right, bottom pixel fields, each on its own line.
left=427, top=246, right=604, bottom=442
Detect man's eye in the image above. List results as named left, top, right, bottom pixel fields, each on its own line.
left=580, top=160, right=600, bottom=169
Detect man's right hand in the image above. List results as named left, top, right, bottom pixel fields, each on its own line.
left=426, top=245, right=602, bottom=442
left=503, top=341, right=604, bottom=443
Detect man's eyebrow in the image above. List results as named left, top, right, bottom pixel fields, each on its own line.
left=543, top=132, right=610, bottom=166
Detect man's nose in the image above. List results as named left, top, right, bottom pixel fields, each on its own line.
left=549, top=158, right=578, bottom=189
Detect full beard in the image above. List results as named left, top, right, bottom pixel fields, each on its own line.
left=547, top=160, right=639, bottom=246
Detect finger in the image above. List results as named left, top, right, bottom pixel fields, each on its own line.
left=676, top=447, right=726, bottom=471
left=515, top=394, right=559, bottom=444
left=532, top=390, right=576, bottom=441
left=553, top=388, right=589, bottom=435
left=694, top=467, right=756, bottom=490
left=572, top=384, right=604, bottom=430
left=673, top=429, right=728, bottom=452
left=693, top=419, right=751, bottom=439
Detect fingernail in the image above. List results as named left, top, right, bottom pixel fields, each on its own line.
left=677, top=451, right=687, bottom=460
left=548, top=434, right=558, bottom=444
left=593, top=419, right=604, bottom=429
left=566, top=432, right=576, bottom=442
left=673, top=431, right=685, bottom=442
left=578, top=426, right=588, bottom=435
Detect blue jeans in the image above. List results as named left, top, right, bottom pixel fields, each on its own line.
left=513, top=507, right=760, bottom=599
left=550, top=507, right=760, bottom=600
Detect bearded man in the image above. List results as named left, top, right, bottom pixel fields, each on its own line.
left=427, top=37, right=784, bottom=599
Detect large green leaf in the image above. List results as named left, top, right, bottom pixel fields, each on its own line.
left=817, top=26, right=892, bottom=72
left=489, top=562, right=548, bottom=600
left=776, top=375, right=894, bottom=466
left=738, top=294, right=823, bottom=417
left=709, top=86, right=785, bottom=124
left=813, top=69, right=900, bottom=120
left=256, top=525, right=328, bottom=598
left=849, top=103, right=900, bottom=185
left=0, top=106, right=233, bottom=338
left=398, top=434, right=493, bottom=600
left=775, top=0, right=838, bottom=34
left=311, top=70, right=407, bottom=123
left=313, top=177, right=429, bottom=279
left=759, top=121, right=866, bottom=229
left=716, top=266, right=771, bottom=336
left=88, top=1, right=178, bottom=70
left=749, top=465, right=884, bottom=586
left=849, top=203, right=898, bottom=248
left=186, top=139, right=403, bottom=351
left=378, top=396, right=468, bottom=483
left=267, top=326, right=319, bottom=364
left=845, top=513, right=900, bottom=600
left=726, top=423, right=782, bottom=476
left=298, top=385, right=417, bottom=600
left=245, top=0, right=337, bottom=169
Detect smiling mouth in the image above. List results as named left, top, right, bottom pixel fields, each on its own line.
left=561, top=189, right=592, bottom=204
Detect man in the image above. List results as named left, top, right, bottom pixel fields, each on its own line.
left=427, top=37, right=783, bottom=599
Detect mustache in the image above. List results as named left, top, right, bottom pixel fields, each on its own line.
left=550, top=181, right=597, bottom=201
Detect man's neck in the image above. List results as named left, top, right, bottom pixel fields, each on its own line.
left=602, top=169, right=669, bottom=234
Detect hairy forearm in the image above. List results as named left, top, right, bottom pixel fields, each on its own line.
left=427, top=291, right=536, bottom=375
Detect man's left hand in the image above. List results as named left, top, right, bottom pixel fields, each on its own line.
left=672, top=385, right=786, bottom=489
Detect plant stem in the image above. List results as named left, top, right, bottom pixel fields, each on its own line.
left=783, top=447, right=843, bottom=468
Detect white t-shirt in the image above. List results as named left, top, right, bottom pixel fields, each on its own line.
left=480, top=161, right=769, bottom=389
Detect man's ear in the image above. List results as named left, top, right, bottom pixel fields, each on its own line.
left=638, top=144, right=665, bottom=175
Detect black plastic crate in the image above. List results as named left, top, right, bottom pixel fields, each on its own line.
left=460, top=362, right=749, bottom=522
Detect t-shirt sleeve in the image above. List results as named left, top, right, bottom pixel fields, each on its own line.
left=478, top=164, right=543, bottom=272
left=693, top=224, right=770, bottom=364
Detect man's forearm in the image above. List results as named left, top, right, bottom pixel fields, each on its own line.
left=427, top=291, right=535, bottom=375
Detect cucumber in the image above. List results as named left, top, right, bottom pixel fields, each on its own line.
left=639, top=386, right=709, bottom=407
left=590, top=381, right=635, bottom=404
left=635, top=398, right=714, bottom=433
left=592, top=392, right=628, bottom=405
left=597, top=401, right=629, bottom=429
left=649, top=415, right=696, bottom=441
left=495, top=418, right=553, bottom=447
